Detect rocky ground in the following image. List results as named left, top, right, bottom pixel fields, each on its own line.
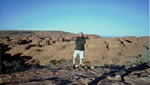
left=0, top=63, right=150, bottom=85
left=0, top=31, right=150, bottom=85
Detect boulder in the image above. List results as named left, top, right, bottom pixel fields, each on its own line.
left=6, top=45, right=31, bottom=56
left=30, top=38, right=42, bottom=46
left=40, top=40, right=50, bottom=46
left=58, top=37, right=64, bottom=42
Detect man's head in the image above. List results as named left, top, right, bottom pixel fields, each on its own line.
left=79, top=32, right=84, bottom=37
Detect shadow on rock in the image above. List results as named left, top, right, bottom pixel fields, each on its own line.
left=0, top=43, right=44, bottom=74
left=89, top=63, right=150, bottom=85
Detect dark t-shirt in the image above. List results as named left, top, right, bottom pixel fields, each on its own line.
left=75, top=36, right=86, bottom=51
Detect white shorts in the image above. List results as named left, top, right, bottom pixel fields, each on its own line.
left=73, top=50, right=84, bottom=59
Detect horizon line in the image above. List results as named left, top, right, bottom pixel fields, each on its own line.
left=0, top=29, right=149, bottom=37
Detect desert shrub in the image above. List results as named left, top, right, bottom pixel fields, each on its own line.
left=50, top=60, right=60, bottom=65
left=117, top=52, right=122, bottom=56
left=122, top=48, right=150, bottom=66
left=2, top=60, right=23, bottom=73
left=3, top=61, right=12, bottom=67
left=45, top=59, right=72, bottom=69
left=103, top=64, right=115, bottom=68
left=132, top=55, right=142, bottom=58
left=121, top=61, right=133, bottom=66
left=59, top=59, right=72, bottom=66
left=134, top=49, right=150, bottom=64
left=45, top=61, right=56, bottom=69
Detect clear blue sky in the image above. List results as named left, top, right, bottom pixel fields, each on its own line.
left=0, top=0, right=149, bottom=36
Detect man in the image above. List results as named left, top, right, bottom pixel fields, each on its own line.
left=73, top=32, right=86, bottom=67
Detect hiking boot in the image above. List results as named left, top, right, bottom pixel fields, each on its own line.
left=83, top=65, right=88, bottom=70
left=75, top=64, right=79, bottom=68
left=73, top=64, right=79, bottom=69
left=89, top=65, right=95, bottom=70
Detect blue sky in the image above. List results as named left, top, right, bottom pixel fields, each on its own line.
left=0, top=0, right=149, bottom=36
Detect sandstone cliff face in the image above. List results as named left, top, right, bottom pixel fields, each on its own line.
left=0, top=31, right=149, bottom=66
left=84, top=37, right=149, bottom=65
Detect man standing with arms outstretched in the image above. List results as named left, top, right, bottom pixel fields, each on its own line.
left=73, top=32, right=86, bottom=68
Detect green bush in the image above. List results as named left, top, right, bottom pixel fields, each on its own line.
left=45, top=61, right=56, bottom=69
left=59, top=59, right=72, bottom=66
left=45, top=59, right=72, bottom=69
left=3, top=61, right=12, bottom=67
left=122, top=48, right=150, bottom=66
left=2, top=60, right=22, bottom=73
